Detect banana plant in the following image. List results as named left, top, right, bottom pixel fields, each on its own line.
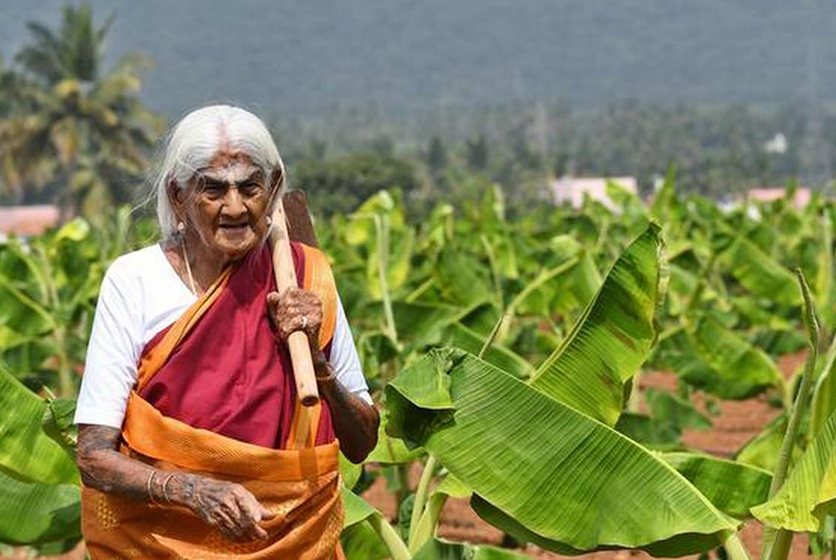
left=336, top=225, right=767, bottom=559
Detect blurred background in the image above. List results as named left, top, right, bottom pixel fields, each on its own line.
left=2, top=0, right=836, bottom=225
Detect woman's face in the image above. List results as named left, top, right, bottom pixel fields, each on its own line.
left=173, top=149, right=276, bottom=262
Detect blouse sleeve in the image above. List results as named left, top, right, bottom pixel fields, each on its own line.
left=73, top=261, right=143, bottom=428
left=329, top=296, right=373, bottom=405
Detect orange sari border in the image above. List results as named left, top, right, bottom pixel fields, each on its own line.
left=301, top=244, right=338, bottom=350
left=122, top=391, right=338, bottom=481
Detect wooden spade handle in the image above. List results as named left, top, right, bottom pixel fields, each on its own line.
left=269, top=198, right=320, bottom=407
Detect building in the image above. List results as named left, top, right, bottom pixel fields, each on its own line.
left=0, top=205, right=60, bottom=238
left=550, top=176, right=638, bottom=210
left=747, top=188, right=811, bottom=208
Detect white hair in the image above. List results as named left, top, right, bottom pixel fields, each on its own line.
left=154, top=105, right=286, bottom=237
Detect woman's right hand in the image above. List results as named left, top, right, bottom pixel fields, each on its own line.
left=180, top=474, right=276, bottom=541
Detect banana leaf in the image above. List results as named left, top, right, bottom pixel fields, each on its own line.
left=435, top=248, right=494, bottom=307
left=341, top=489, right=411, bottom=560
left=718, top=235, right=801, bottom=307
left=366, top=411, right=424, bottom=465
left=645, top=389, right=711, bottom=432
left=661, top=453, right=772, bottom=519
left=0, top=366, right=78, bottom=484
left=655, top=317, right=780, bottom=400
left=615, top=413, right=682, bottom=451
left=528, top=224, right=664, bottom=426
left=811, top=334, right=836, bottom=439
left=735, top=413, right=793, bottom=473
left=413, top=539, right=530, bottom=560
left=341, top=522, right=389, bottom=560
left=443, top=322, right=533, bottom=380
left=752, top=409, right=836, bottom=532
left=386, top=349, right=738, bottom=555
left=0, top=469, right=81, bottom=544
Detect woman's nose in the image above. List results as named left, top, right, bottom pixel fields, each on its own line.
left=222, top=186, right=246, bottom=215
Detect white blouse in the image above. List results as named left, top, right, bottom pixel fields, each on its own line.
left=74, top=244, right=372, bottom=429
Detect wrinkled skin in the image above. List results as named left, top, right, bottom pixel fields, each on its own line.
left=77, top=146, right=379, bottom=541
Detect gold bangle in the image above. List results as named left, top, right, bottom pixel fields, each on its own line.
left=146, top=470, right=159, bottom=506
left=161, top=473, right=176, bottom=504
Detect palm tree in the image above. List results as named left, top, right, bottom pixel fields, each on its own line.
left=0, top=4, right=163, bottom=218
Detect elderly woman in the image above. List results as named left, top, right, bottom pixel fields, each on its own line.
left=74, top=105, right=379, bottom=558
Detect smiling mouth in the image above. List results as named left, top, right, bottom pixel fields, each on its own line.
left=219, top=223, right=250, bottom=231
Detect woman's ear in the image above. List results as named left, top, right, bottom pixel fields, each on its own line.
left=167, top=177, right=187, bottom=210
left=167, top=177, right=189, bottom=228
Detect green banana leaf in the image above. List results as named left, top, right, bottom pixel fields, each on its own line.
left=443, top=322, right=533, bottom=380
left=341, top=489, right=411, bottom=560
left=811, top=334, right=836, bottom=438
left=718, top=235, right=801, bottom=307
left=435, top=248, right=494, bottom=308
left=735, top=413, right=793, bottom=473
left=366, top=411, right=424, bottom=465
left=386, top=349, right=738, bottom=555
left=528, top=224, right=663, bottom=426
left=341, top=521, right=390, bottom=560
left=413, top=538, right=530, bottom=560
left=752, top=409, right=836, bottom=532
left=615, top=413, right=682, bottom=451
left=645, top=389, right=712, bottom=432
left=0, top=366, right=78, bottom=484
left=655, top=317, right=780, bottom=400
left=0, top=469, right=81, bottom=545
left=661, top=453, right=772, bottom=519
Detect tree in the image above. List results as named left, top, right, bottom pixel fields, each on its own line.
left=465, top=133, right=489, bottom=171
left=426, top=136, right=447, bottom=177
left=0, top=4, right=163, bottom=218
left=292, top=151, right=419, bottom=216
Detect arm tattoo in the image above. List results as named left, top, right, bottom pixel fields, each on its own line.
left=317, top=370, right=380, bottom=463
left=77, top=425, right=197, bottom=508
left=77, top=424, right=150, bottom=501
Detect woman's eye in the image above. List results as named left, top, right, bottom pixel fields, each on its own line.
left=203, top=184, right=225, bottom=197
left=241, top=182, right=264, bottom=196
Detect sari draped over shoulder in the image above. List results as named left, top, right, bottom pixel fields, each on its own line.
left=81, top=242, right=346, bottom=560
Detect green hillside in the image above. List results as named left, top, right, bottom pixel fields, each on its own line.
left=1, top=0, right=834, bottom=117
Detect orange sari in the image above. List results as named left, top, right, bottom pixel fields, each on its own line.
left=81, top=244, right=345, bottom=559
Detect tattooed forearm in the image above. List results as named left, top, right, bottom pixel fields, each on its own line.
left=76, top=424, right=275, bottom=541
left=76, top=424, right=155, bottom=501
left=312, top=350, right=380, bottom=463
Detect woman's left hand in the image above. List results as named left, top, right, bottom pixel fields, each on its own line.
left=267, top=287, right=322, bottom=345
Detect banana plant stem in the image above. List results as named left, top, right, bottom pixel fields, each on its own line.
left=367, top=515, right=411, bottom=560
left=408, top=454, right=438, bottom=546
left=480, top=234, right=503, bottom=308
left=763, top=269, right=820, bottom=560
left=374, top=215, right=398, bottom=344
left=478, top=313, right=507, bottom=359
left=723, top=532, right=751, bottom=560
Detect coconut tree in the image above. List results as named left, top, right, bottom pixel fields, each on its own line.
left=0, top=3, right=162, bottom=218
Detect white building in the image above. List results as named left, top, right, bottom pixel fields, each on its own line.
left=550, top=176, right=638, bottom=210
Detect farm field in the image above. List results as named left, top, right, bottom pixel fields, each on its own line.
left=2, top=180, right=836, bottom=559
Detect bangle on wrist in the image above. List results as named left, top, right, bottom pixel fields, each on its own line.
left=146, top=470, right=160, bottom=506
left=161, top=473, right=176, bottom=504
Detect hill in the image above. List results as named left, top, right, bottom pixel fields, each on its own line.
left=0, top=0, right=834, bottom=118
